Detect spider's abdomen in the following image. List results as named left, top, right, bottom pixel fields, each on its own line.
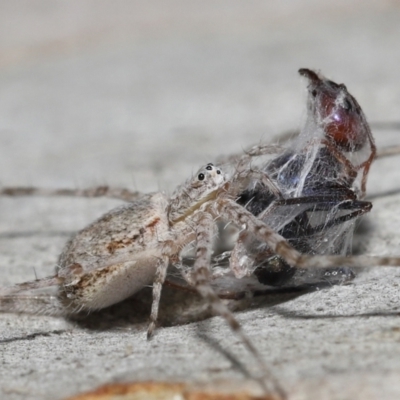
left=56, top=192, right=171, bottom=311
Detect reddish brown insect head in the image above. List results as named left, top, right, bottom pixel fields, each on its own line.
left=299, top=68, right=368, bottom=152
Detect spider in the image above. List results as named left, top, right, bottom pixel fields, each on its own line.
left=0, top=154, right=299, bottom=396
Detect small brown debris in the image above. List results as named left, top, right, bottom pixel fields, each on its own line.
left=65, top=381, right=279, bottom=400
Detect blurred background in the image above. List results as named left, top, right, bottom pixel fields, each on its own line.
left=1, top=0, right=399, bottom=193
left=1, top=2, right=400, bottom=399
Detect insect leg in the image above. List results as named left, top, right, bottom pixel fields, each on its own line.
left=294, top=201, right=371, bottom=238
left=257, top=195, right=372, bottom=239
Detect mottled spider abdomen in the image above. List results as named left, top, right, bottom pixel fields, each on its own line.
left=57, top=192, right=171, bottom=311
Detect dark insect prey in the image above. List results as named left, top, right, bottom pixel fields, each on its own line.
left=212, top=68, right=377, bottom=293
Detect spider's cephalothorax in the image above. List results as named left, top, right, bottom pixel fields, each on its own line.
left=168, top=163, right=225, bottom=223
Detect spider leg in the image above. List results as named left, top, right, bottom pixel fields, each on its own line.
left=172, top=260, right=195, bottom=285
left=147, top=255, right=169, bottom=339
left=216, top=143, right=283, bottom=169
left=220, top=197, right=400, bottom=272
left=0, top=276, right=66, bottom=315
left=219, top=197, right=303, bottom=265
left=0, top=276, right=62, bottom=295
left=235, top=169, right=283, bottom=200
left=191, top=211, right=285, bottom=397
left=0, top=186, right=141, bottom=202
left=147, top=229, right=196, bottom=338
left=297, top=253, right=400, bottom=269
left=236, top=144, right=285, bottom=170
left=0, top=294, right=67, bottom=315
left=230, top=231, right=256, bottom=279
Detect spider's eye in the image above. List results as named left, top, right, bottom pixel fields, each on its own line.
left=198, top=173, right=205, bottom=181
left=216, top=170, right=221, bottom=174
left=206, top=165, right=213, bottom=171
left=311, top=89, right=317, bottom=97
